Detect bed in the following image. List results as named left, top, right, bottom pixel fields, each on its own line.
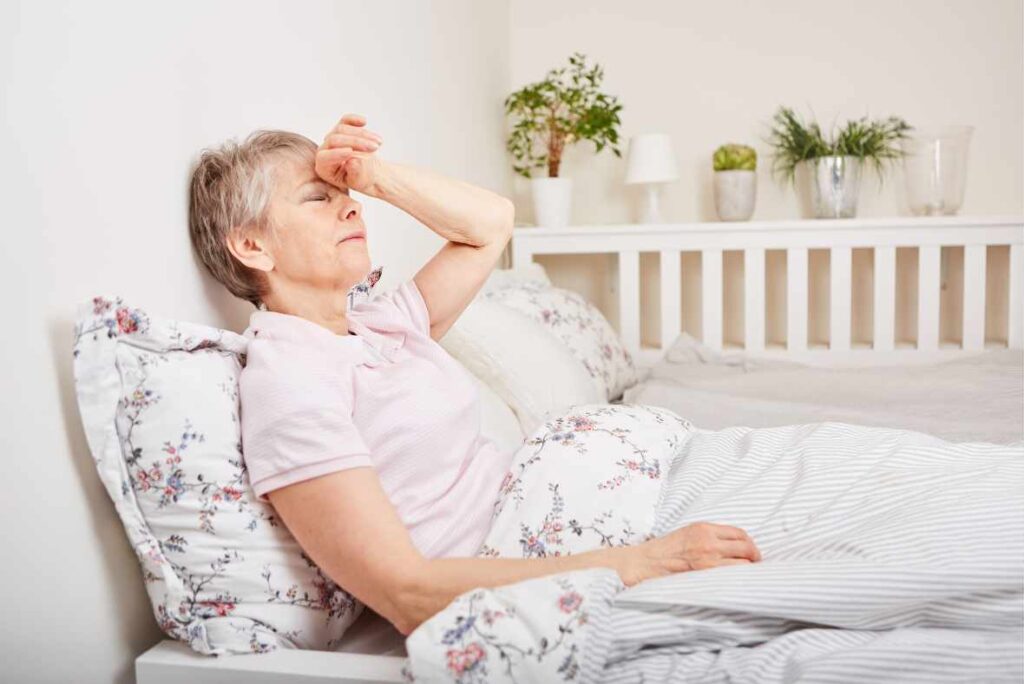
left=517, top=214, right=1024, bottom=447
left=624, top=333, right=1023, bottom=444
left=133, top=214, right=1023, bottom=683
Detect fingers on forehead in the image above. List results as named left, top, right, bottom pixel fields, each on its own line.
left=329, top=126, right=374, bottom=141
left=319, top=147, right=353, bottom=159
left=338, top=113, right=366, bottom=126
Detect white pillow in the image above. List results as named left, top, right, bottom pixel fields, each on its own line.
left=484, top=282, right=638, bottom=401
left=440, top=298, right=604, bottom=436
left=480, top=261, right=552, bottom=295
left=73, top=297, right=362, bottom=655
left=471, top=373, right=525, bottom=459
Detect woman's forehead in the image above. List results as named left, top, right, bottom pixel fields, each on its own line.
left=273, top=153, right=319, bottom=192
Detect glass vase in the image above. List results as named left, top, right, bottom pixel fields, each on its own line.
left=902, top=126, right=973, bottom=216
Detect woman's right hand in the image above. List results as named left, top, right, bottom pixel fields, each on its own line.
left=315, top=113, right=387, bottom=195
left=615, top=522, right=762, bottom=587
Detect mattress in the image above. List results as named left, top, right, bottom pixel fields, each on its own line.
left=623, top=334, right=1024, bottom=444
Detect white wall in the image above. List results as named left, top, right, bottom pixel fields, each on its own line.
left=0, top=1, right=510, bottom=682
left=508, top=0, right=1023, bottom=345
left=509, top=0, right=1023, bottom=224
left=3, top=1, right=1020, bottom=681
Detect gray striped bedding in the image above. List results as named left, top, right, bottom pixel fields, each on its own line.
left=407, top=415, right=1024, bottom=683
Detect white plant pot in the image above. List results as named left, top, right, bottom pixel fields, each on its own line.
left=531, top=177, right=573, bottom=227
left=713, top=170, right=756, bottom=221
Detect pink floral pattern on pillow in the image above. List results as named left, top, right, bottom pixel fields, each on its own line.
left=479, top=403, right=692, bottom=561
left=483, top=282, right=637, bottom=400
left=405, top=568, right=624, bottom=683
left=73, top=296, right=362, bottom=655
left=405, top=402, right=693, bottom=682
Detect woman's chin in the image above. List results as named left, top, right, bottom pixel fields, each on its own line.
left=343, top=251, right=372, bottom=276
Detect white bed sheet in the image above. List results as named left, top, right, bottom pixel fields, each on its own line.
left=624, top=334, right=1024, bottom=444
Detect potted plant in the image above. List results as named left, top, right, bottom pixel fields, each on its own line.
left=712, top=143, right=757, bottom=221
left=767, top=107, right=911, bottom=218
left=504, top=52, right=623, bottom=227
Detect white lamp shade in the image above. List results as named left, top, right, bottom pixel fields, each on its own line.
left=625, top=133, right=679, bottom=185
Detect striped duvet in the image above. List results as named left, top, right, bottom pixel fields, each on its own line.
left=407, top=415, right=1024, bottom=683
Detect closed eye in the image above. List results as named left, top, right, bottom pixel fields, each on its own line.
left=305, top=194, right=328, bottom=202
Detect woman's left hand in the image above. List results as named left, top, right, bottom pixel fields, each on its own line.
left=315, top=113, right=386, bottom=195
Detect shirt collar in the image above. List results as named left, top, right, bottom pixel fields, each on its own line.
left=345, top=265, right=404, bottom=362
left=346, top=265, right=383, bottom=309
left=244, top=265, right=398, bottom=367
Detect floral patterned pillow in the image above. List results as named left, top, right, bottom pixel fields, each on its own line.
left=73, top=297, right=363, bottom=655
left=404, top=402, right=693, bottom=682
left=483, top=282, right=638, bottom=401
left=404, top=568, right=624, bottom=683
left=478, top=403, right=693, bottom=560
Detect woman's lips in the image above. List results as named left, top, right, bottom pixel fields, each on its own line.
left=339, top=232, right=366, bottom=243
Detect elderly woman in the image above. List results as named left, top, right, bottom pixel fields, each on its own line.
left=188, top=113, right=761, bottom=636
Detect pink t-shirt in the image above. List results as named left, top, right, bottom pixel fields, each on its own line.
left=238, top=279, right=513, bottom=558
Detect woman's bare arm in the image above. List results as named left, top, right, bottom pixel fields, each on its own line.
left=313, top=113, right=515, bottom=341
left=369, top=160, right=514, bottom=341
left=268, top=467, right=629, bottom=635
left=268, top=467, right=761, bottom=636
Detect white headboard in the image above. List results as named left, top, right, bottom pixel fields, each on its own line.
left=512, top=216, right=1024, bottom=367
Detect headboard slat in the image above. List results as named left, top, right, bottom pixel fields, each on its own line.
left=787, top=248, right=809, bottom=351
left=830, top=246, right=853, bottom=351
left=744, top=248, right=766, bottom=353
left=660, top=250, right=682, bottom=351
left=917, top=245, right=942, bottom=351
left=873, top=246, right=897, bottom=352
left=962, top=245, right=987, bottom=351
left=510, top=216, right=1023, bottom=365
left=1009, top=244, right=1023, bottom=349
left=617, top=249, right=641, bottom=354
left=702, top=249, right=724, bottom=351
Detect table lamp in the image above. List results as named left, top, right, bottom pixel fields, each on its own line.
left=625, top=133, right=679, bottom=223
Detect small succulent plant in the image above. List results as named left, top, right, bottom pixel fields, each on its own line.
left=713, top=144, right=757, bottom=172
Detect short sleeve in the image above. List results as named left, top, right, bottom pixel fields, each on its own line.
left=363, top=279, right=431, bottom=337
left=239, top=337, right=373, bottom=502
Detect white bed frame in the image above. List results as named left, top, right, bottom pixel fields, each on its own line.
left=135, top=214, right=1022, bottom=684
left=136, top=641, right=405, bottom=684
left=136, top=612, right=408, bottom=684
left=511, top=215, right=1024, bottom=367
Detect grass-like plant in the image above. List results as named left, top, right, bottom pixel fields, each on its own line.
left=504, top=52, right=623, bottom=179
left=713, top=144, right=757, bottom=171
left=766, top=107, right=911, bottom=185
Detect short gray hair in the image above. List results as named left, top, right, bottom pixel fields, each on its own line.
left=188, top=130, right=317, bottom=307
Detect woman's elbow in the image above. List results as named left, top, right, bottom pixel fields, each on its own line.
left=488, top=197, right=514, bottom=242
left=383, top=559, right=434, bottom=636
left=500, top=197, right=515, bottom=234
left=393, top=614, right=421, bottom=637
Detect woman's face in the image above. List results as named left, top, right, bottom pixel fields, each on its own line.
left=263, top=153, right=371, bottom=300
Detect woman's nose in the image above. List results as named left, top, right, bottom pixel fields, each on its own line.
left=339, top=198, right=361, bottom=222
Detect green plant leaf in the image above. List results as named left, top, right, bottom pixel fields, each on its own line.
left=504, top=52, right=624, bottom=178
left=765, top=106, right=912, bottom=186
left=713, top=143, right=757, bottom=171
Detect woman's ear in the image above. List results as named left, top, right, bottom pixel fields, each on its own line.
left=225, top=226, right=274, bottom=273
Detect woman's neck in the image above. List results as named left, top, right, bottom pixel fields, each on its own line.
left=262, top=283, right=351, bottom=335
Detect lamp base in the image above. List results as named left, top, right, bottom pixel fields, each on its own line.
left=639, top=184, right=664, bottom=224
